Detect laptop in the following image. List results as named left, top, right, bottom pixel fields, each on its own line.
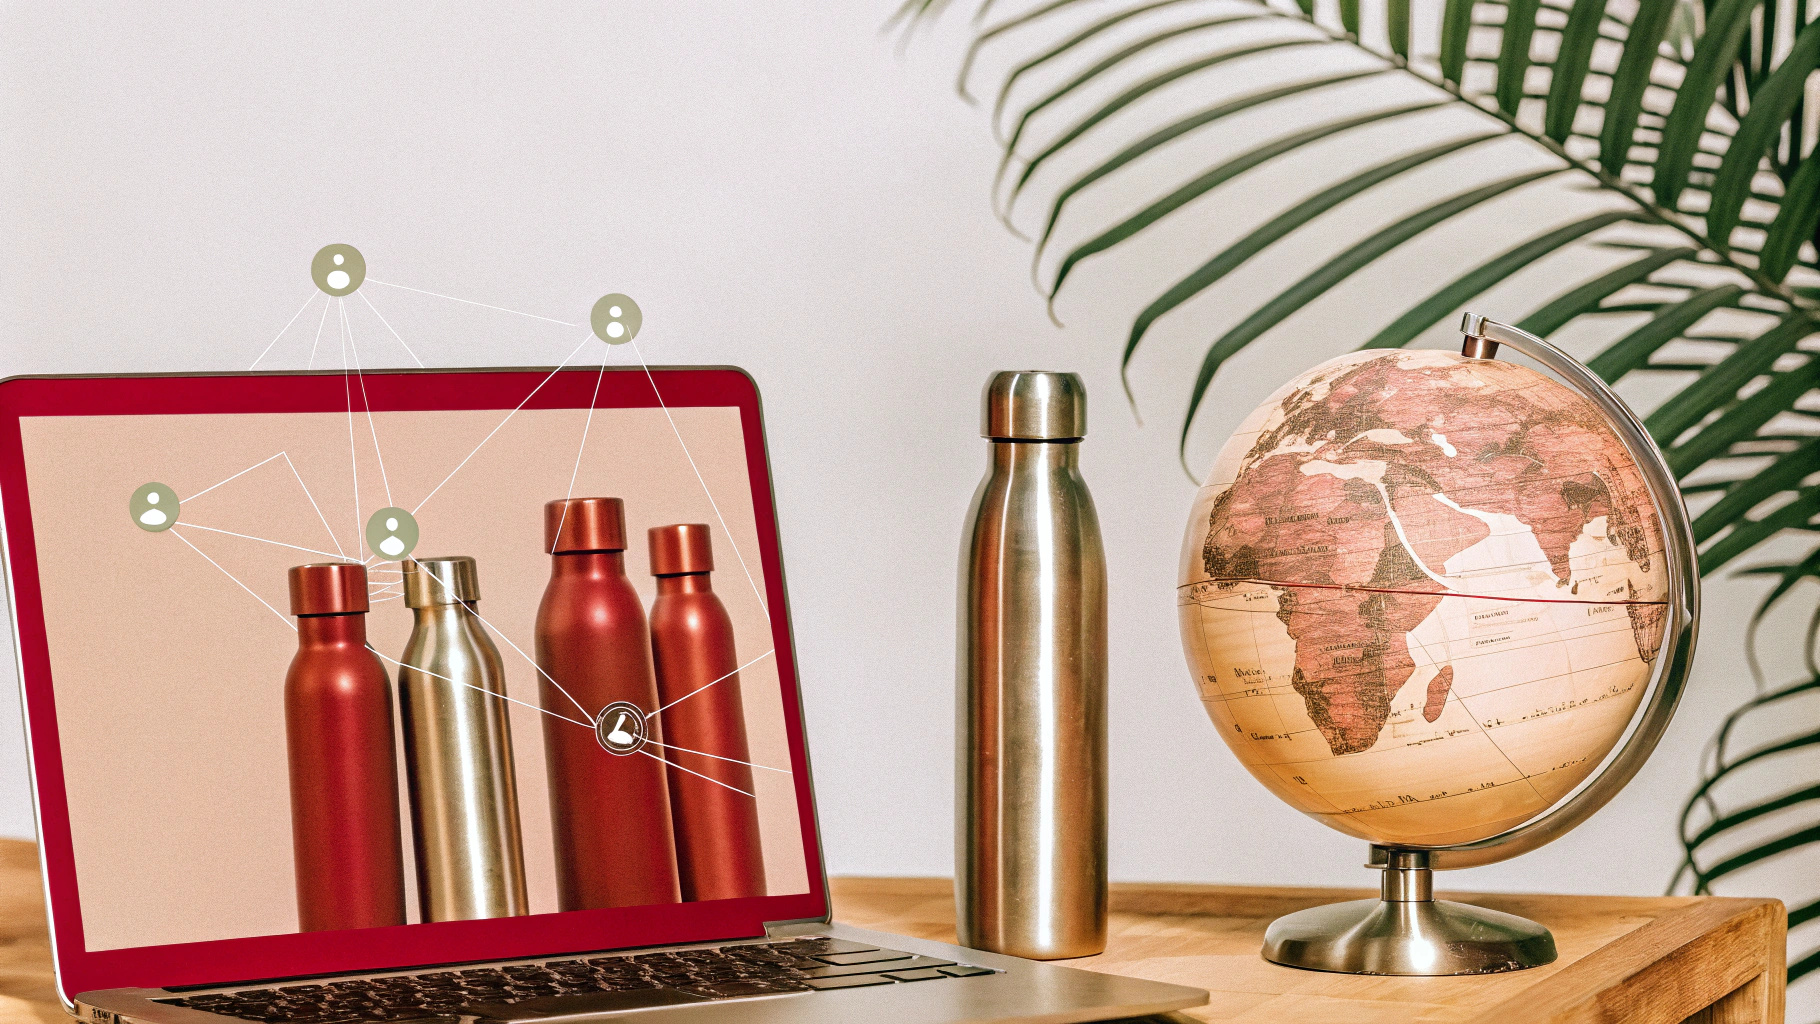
left=0, top=366, right=1206, bottom=1023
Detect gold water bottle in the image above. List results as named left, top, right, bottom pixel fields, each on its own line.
left=398, top=556, right=529, bottom=922
left=957, top=371, right=1108, bottom=959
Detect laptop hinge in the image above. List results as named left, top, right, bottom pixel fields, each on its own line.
left=762, top=919, right=829, bottom=939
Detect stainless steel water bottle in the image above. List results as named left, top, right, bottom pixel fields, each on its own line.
left=399, top=556, right=530, bottom=922
left=957, top=370, right=1108, bottom=959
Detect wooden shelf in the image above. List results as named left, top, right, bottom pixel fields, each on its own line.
left=0, top=839, right=1784, bottom=1023
left=831, top=876, right=1786, bottom=1023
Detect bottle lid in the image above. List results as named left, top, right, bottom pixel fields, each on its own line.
left=649, top=524, right=714, bottom=576
left=546, top=497, right=627, bottom=554
left=982, top=370, right=1087, bottom=440
left=404, top=556, right=480, bottom=608
left=288, top=562, right=369, bottom=616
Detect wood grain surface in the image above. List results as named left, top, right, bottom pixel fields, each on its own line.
left=830, top=876, right=1786, bottom=1024
left=0, top=839, right=1783, bottom=1023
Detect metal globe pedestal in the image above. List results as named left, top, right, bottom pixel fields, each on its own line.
left=1251, top=313, right=1700, bottom=978
left=1262, top=849, right=1556, bottom=975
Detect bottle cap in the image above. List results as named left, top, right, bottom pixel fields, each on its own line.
left=545, top=497, right=627, bottom=554
left=288, top=562, right=369, bottom=616
left=982, top=370, right=1087, bottom=440
left=404, top=556, right=480, bottom=608
left=649, top=524, right=714, bottom=576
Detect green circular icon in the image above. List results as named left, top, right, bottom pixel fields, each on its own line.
left=312, top=244, right=366, bottom=296
left=129, top=483, right=180, bottom=533
left=365, top=507, right=419, bottom=561
left=590, top=293, right=642, bottom=345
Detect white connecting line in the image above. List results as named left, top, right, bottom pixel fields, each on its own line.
left=365, top=278, right=580, bottom=328
left=339, top=299, right=363, bottom=548
left=183, top=451, right=287, bottom=503
left=410, top=558, right=594, bottom=722
left=249, top=291, right=320, bottom=371
left=550, top=341, right=615, bottom=549
left=647, top=649, right=775, bottom=720
left=629, top=336, right=768, bottom=619
left=173, top=522, right=345, bottom=561
left=306, top=297, right=332, bottom=371
left=343, top=297, right=395, bottom=508
left=640, top=749, right=756, bottom=798
left=411, top=330, right=597, bottom=516
left=367, top=644, right=594, bottom=729
left=170, top=530, right=296, bottom=630
left=645, top=737, right=790, bottom=775
left=181, top=451, right=346, bottom=559
left=358, top=291, right=425, bottom=369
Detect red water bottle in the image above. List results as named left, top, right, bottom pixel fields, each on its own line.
left=537, top=498, right=681, bottom=909
left=648, top=525, right=766, bottom=901
left=284, top=562, right=407, bottom=932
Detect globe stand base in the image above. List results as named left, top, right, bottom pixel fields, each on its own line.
left=1262, top=849, right=1557, bottom=976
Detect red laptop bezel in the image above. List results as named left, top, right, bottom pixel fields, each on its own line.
left=0, top=367, right=829, bottom=1004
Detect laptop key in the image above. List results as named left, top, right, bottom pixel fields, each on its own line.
left=802, top=975, right=894, bottom=990
left=776, top=938, right=879, bottom=955
left=939, top=965, right=998, bottom=978
left=812, top=949, right=915, bottom=966
left=883, top=968, right=947, bottom=982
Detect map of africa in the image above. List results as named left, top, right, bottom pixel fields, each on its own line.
left=1178, top=349, right=1669, bottom=848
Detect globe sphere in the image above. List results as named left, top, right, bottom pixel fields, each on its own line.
left=1178, top=349, right=1670, bottom=847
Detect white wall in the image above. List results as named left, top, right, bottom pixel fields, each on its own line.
left=0, top=0, right=1802, bottom=920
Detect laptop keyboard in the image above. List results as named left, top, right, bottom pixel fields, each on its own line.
left=154, top=938, right=998, bottom=1021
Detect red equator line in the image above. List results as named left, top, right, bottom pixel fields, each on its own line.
left=1190, top=576, right=1669, bottom=608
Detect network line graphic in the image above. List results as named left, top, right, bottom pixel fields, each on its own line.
left=131, top=244, right=787, bottom=800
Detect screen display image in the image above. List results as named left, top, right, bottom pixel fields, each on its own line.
left=7, top=371, right=813, bottom=959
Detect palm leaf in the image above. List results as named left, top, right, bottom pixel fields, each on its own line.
left=1044, top=97, right=1443, bottom=303
left=1117, top=130, right=1505, bottom=385
left=1177, top=167, right=1564, bottom=459
left=1705, top=17, right=1820, bottom=248
left=1761, top=156, right=1820, bottom=282
left=1544, top=0, right=1606, bottom=143
left=1033, top=67, right=1393, bottom=269
left=1599, top=0, right=1679, bottom=174
left=1653, top=0, right=1757, bottom=209
left=1363, top=211, right=1641, bottom=350
left=1495, top=0, right=1542, bottom=115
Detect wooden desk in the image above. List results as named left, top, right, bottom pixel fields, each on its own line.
left=830, top=877, right=1787, bottom=1024
left=0, top=839, right=1783, bottom=1024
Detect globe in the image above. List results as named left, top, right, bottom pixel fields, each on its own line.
left=1178, top=347, right=1671, bottom=849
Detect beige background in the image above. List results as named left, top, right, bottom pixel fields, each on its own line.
left=18, top=395, right=809, bottom=951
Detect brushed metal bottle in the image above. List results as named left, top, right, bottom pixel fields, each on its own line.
left=283, top=561, right=407, bottom=932
left=957, top=370, right=1108, bottom=960
left=398, top=556, right=529, bottom=922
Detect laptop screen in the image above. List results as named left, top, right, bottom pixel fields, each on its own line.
left=0, top=367, right=826, bottom=1000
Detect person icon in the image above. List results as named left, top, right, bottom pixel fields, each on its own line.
left=590, top=293, right=642, bottom=345
left=311, top=244, right=366, bottom=296
left=379, top=518, right=405, bottom=557
left=593, top=701, right=648, bottom=755
left=128, top=483, right=180, bottom=533
left=364, top=507, right=419, bottom=561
